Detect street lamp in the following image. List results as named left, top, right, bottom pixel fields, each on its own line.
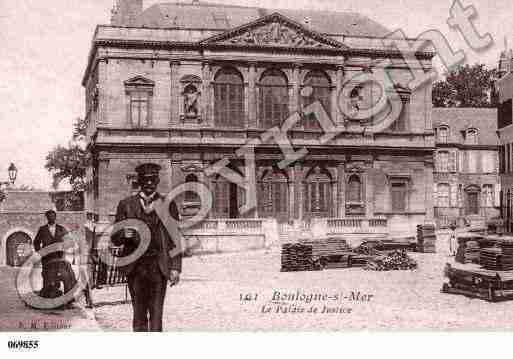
left=8, top=163, right=17, bottom=184
left=0, top=163, right=17, bottom=203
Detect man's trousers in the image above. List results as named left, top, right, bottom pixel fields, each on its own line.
left=127, top=256, right=168, bottom=332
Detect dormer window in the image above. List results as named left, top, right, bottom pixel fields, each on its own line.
left=437, top=125, right=449, bottom=143
left=124, top=76, right=155, bottom=128
left=465, top=128, right=478, bottom=145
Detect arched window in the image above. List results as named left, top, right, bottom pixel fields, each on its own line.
left=214, top=68, right=244, bottom=127
left=258, top=69, right=289, bottom=129
left=304, top=167, right=332, bottom=217
left=257, top=168, right=289, bottom=220
left=346, top=174, right=362, bottom=203
left=438, top=126, right=449, bottom=143
left=301, top=70, right=331, bottom=129
left=437, top=183, right=450, bottom=207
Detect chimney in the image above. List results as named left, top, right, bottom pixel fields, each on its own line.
left=111, top=0, right=143, bottom=26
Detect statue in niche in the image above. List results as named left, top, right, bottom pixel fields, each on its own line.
left=183, top=84, right=200, bottom=118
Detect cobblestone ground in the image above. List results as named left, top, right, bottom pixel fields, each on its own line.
left=0, top=266, right=99, bottom=332
left=93, top=231, right=513, bottom=331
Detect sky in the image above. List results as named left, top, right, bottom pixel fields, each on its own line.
left=0, top=0, right=509, bottom=190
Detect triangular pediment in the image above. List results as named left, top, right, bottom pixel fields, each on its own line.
left=201, top=12, right=348, bottom=50
left=124, top=76, right=155, bottom=87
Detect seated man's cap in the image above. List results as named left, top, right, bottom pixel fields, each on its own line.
left=135, top=163, right=162, bottom=176
left=45, top=209, right=56, bottom=216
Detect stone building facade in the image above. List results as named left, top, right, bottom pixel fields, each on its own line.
left=83, top=1, right=436, bottom=248
left=0, top=191, right=85, bottom=266
left=432, top=108, right=500, bottom=228
left=497, top=50, right=513, bottom=233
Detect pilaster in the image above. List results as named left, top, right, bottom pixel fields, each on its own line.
left=248, top=62, right=257, bottom=128
left=170, top=61, right=180, bottom=126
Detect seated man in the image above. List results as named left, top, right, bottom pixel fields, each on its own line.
left=34, top=210, right=77, bottom=304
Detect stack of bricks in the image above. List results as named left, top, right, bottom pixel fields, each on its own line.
left=417, top=224, right=436, bottom=253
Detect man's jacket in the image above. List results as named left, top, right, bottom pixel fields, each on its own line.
left=34, top=224, right=68, bottom=265
left=111, top=193, right=182, bottom=278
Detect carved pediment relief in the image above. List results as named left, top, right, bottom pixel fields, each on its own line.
left=201, top=13, right=347, bottom=50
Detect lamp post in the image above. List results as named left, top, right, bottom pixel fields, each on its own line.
left=0, top=163, right=18, bottom=203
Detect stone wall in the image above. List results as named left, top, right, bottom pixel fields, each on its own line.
left=0, top=211, right=86, bottom=266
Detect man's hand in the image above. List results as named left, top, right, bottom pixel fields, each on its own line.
left=169, top=270, right=180, bottom=287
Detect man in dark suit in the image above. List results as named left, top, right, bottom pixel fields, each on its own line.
left=112, top=163, right=182, bottom=332
left=34, top=210, right=77, bottom=299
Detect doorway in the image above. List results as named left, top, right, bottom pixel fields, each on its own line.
left=6, top=232, right=32, bottom=267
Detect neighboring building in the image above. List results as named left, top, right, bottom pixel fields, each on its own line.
left=496, top=49, right=513, bottom=233
left=0, top=191, right=85, bottom=266
left=432, top=108, right=500, bottom=228
left=83, top=0, right=436, bottom=249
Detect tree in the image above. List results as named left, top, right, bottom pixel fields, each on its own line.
left=432, top=63, right=499, bottom=108
left=45, top=118, right=90, bottom=192
left=432, top=81, right=457, bottom=107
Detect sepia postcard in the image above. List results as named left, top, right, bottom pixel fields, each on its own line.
left=1, top=0, right=512, bottom=343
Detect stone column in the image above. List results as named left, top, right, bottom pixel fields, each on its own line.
left=248, top=63, right=257, bottom=128
left=365, top=160, right=375, bottom=218
left=169, top=61, right=180, bottom=126
left=288, top=167, right=295, bottom=222
left=98, top=59, right=108, bottom=126
left=337, top=163, right=345, bottom=217
left=335, top=65, right=345, bottom=126
left=424, top=156, right=435, bottom=222
left=294, top=163, right=304, bottom=219
left=290, top=64, right=301, bottom=116
left=201, top=61, right=212, bottom=126
left=97, top=155, right=111, bottom=223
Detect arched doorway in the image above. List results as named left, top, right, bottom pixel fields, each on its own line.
left=6, top=232, right=32, bottom=267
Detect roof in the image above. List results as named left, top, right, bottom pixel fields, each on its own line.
left=432, top=108, right=498, bottom=146
left=134, top=2, right=391, bottom=37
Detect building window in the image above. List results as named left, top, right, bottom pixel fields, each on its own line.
left=437, top=151, right=449, bottom=172
left=465, top=185, right=480, bottom=215
left=124, top=76, right=155, bottom=128
left=258, top=168, right=289, bottom=220
left=304, top=167, right=332, bottom=217
left=346, top=174, right=362, bottom=203
left=465, top=128, right=478, bottom=145
left=214, top=67, right=244, bottom=128
left=184, top=174, right=200, bottom=203
left=438, top=126, right=449, bottom=143
left=482, top=184, right=494, bottom=207
left=258, top=69, right=289, bottom=129
left=437, top=183, right=450, bottom=207
left=390, top=181, right=408, bottom=212
left=301, top=70, right=331, bottom=129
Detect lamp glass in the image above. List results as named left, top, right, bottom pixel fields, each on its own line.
left=8, top=163, right=17, bottom=184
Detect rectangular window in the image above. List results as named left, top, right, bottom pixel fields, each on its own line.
left=467, top=192, right=479, bottom=215
left=129, top=91, right=151, bottom=127
left=391, top=183, right=407, bottom=212
left=438, top=151, right=449, bottom=172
